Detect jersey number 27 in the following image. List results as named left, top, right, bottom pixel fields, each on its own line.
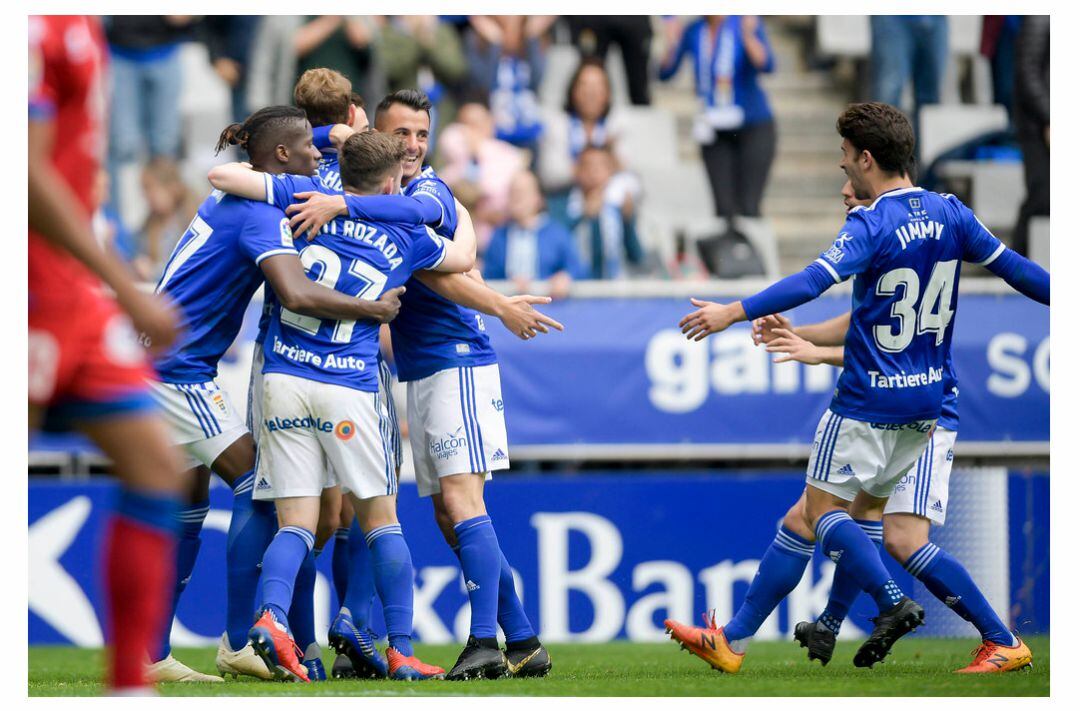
left=280, top=244, right=388, bottom=342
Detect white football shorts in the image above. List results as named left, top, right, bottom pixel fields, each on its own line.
left=805, top=408, right=936, bottom=500
left=254, top=372, right=396, bottom=501
left=148, top=378, right=247, bottom=470
left=378, top=356, right=403, bottom=470
left=884, top=427, right=957, bottom=525
left=407, top=364, right=510, bottom=498
left=246, top=341, right=265, bottom=446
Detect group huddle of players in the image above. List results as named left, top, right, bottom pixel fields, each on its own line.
left=29, top=15, right=1050, bottom=694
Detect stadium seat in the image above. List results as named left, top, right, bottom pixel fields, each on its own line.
left=639, top=162, right=715, bottom=224
left=617, top=106, right=680, bottom=173
left=816, top=16, right=871, bottom=57
left=682, top=216, right=782, bottom=280
left=918, top=104, right=1009, bottom=167
left=178, top=42, right=233, bottom=192
left=1029, top=216, right=1050, bottom=270
left=969, top=162, right=1025, bottom=232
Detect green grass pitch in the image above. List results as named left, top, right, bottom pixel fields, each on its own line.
left=29, top=636, right=1049, bottom=696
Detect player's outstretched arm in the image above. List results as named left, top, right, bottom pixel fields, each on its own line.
left=415, top=270, right=565, bottom=340
left=982, top=247, right=1050, bottom=305
left=29, top=122, right=179, bottom=350
left=260, top=254, right=402, bottom=323
left=207, top=162, right=269, bottom=201
left=764, top=328, right=844, bottom=367
left=751, top=311, right=849, bottom=347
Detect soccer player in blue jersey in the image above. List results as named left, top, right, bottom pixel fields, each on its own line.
left=245, top=130, right=476, bottom=682
left=664, top=102, right=1049, bottom=673
left=147, top=106, right=402, bottom=682
left=213, top=89, right=559, bottom=680
left=753, top=179, right=1034, bottom=673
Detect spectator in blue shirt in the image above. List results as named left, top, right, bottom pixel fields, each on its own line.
left=660, top=15, right=776, bottom=220
left=466, top=16, right=556, bottom=154
left=483, top=170, right=584, bottom=299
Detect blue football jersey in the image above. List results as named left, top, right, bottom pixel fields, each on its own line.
left=261, top=180, right=449, bottom=392
left=818, top=187, right=1004, bottom=423
left=153, top=191, right=298, bottom=383
left=316, top=147, right=342, bottom=193
left=390, top=167, right=498, bottom=382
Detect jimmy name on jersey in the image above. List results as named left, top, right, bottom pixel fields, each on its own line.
left=261, top=174, right=448, bottom=392
left=154, top=191, right=297, bottom=383
left=816, top=187, right=1003, bottom=424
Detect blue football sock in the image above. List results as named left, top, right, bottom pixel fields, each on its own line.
left=816, top=511, right=903, bottom=613
left=454, top=516, right=502, bottom=640
left=452, top=535, right=536, bottom=643
left=156, top=499, right=209, bottom=661
left=497, top=551, right=535, bottom=643
left=366, top=524, right=414, bottom=656
left=259, top=526, right=315, bottom=632
left=904, top=543, right=1015, bottom=646
left=343, top=518, right=376, bottom=628
left=224, top=470, right=277, bottom=651
left=331, top=528, right=350, bottom=607
left=289, top=550, right=317, bottom=650
left=724, top=526, right=815, bottom=642
left=818, top=519, right=883, bottom=634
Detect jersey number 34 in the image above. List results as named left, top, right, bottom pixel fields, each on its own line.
left=874, top=260, right=956, bottom=353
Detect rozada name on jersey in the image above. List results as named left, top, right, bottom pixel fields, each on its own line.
left=272, top=336, right=367, bottom=372
left=319, top=219, right=405, bottom=270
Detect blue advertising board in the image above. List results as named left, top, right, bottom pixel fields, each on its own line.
left=485, top=293, right=1049, bottom=451
left=29, top=471, right=1048, bottom=647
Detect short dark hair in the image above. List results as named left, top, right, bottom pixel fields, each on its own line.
left=564, top=56, right=612, bottom=119
left=350, top=92, right=365, bottom=110
left=339, top=131, right=407, bottom=194
left=215, top=105, right=308, bottom=160
left=294, top=68, right=352, bottom=127
left=375, top=89, right=433, bottom=123
left=836, top=102, right=914, bottom=175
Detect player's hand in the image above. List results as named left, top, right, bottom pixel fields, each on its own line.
left=497, top=294, right=565, bottom=340
left=752, top=313, right=793, bottom=346
left=679, top=298, right=738, bottom=341
left=371, top=286, right=405, bottom=324
left=765, top=328, right=826, bottom=365
left=286, top=192, right=347, bottom=240
left=123, top=290, right=181, bottom=353
left=329, top=123, right=356, bottom=148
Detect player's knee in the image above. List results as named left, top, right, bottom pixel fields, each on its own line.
left=883, top=521, right=929, bottom=563
left=353, top=495, right=398, bottom=532
left=433, top=505, right=457, bottom=546
left=783, top=500, right=814, bottom=540
left=438, top=473, right=487, bottom=524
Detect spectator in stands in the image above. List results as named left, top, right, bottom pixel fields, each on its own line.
left=138, top=158, right=199, bottom=278
left=436, top=98, right=528, bottom=247
left=564, top=16, right=654, bottom=105
left=981, top=16, right=1022, bottom=117
left=483, top=170, right=583, bottom=299
left=537, top=57, right=630, bottom=195
left=659, top=15, right=776, bottom=220
left=105, top=15, right=196, bottom=223
left=199, top=16, right=260, bottom=124
left=293, top=16, right=383, bottom=105
left=553, top=146, right=645, bottom=280
left=245, top=15, right=303, bottom=110
left=1012, top=15, right=1050, bottom=257
left=379, top=16, right=467, bottom=96
left=869, top=16, right=948, bottom=138
left=465, top=16, right=557, bottom=154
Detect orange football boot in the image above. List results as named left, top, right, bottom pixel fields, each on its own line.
left=248, top=610, right=311, bottom=682
left=955, top=637, right=1033, bottom=673
left=664, top=611, right=745, bottom=673
left=386, top=647, right=446, bottom=680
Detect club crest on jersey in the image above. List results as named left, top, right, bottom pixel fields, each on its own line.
left=335, top=420, right=357, bottom=441
left=211, top=393, right=228, bottom=415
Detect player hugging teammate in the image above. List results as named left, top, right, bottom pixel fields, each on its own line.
left=139, top=66, right=561, bottom=685
left=665, top=102, right=1049, bottom=675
